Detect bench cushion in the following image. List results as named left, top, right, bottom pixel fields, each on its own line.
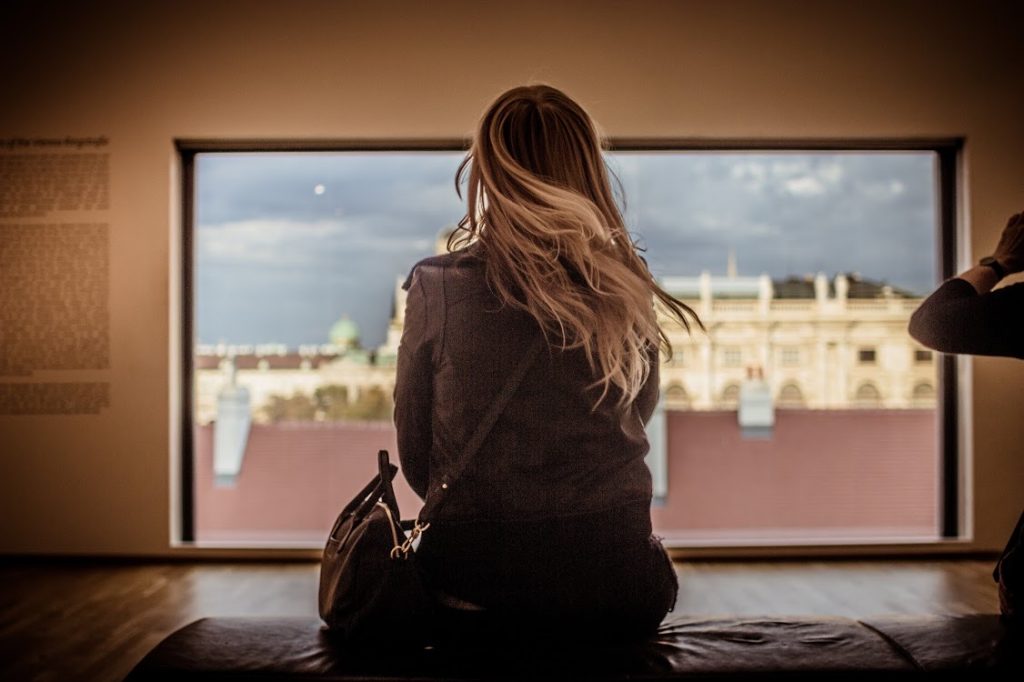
left=862, top=614, right=1022, bottom=672
left=126, top=614, right=1019, bottom=680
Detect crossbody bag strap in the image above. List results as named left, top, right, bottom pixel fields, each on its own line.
left=417, top=332, right=546, bottom=522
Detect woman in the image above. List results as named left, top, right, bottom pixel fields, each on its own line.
left=908, top=211, right=1024, bottom=619
left=393, top=84, right=701, bottom=642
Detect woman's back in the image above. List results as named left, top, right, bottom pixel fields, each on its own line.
left=391, top=83, right=697, bottom=638
left=395, top=245, right=674, bottom=629
left=396, top=243, right=658, bottom=521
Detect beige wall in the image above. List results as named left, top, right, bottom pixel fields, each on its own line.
left=1, top=0, right=1022, bottom=557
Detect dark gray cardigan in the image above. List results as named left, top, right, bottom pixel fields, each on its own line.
left=392, top=244, right=674, bottom=623
left=908, top=278, right=1024, bottom=359
left=393, top=243, right=659, bottom=520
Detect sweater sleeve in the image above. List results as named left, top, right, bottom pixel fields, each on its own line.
left=908, top=279, right=1024, bottom=360
left=393, top=266, right=437, bottom=500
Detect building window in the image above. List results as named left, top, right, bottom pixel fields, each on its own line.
left=854, top=382, right=882, bottom=406
left=719, top=383, right=741, bottom=408
left=664, top=382, right=690, bottom=407
left=912, top=381, right=936, bottom=404
left=914, top=349, right=933, bottom=363
left=778, top=382, right=805, bottom=407
left=184, top=145, right=952, bottom=548
left=780, top=347, right=801, bottom=366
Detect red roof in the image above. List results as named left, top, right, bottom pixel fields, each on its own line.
left=194, top=410, right=937, bottom=544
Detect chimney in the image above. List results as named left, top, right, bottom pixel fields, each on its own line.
left=814, top=272, right=829, bottom=308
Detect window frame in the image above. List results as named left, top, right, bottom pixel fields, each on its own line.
left=722, top=347, right=743, bottom=367
left=176, top=137, right=963, bottom=546
left=858, top=347, right=878, bottom=365
left=780, top=347, right=801, bottom=367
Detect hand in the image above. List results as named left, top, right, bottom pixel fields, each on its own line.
left=992, top=212, right=1024, bottom=274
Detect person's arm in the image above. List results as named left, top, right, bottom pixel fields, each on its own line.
left=393, top=267, right=437, bottom=500
left=908, top=212, right=1024, bottom=359
left=908, top=279, right=1024, bottom=358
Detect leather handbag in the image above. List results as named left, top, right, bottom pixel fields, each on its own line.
left=318, top=333, right=545, bottom=641
left=318, top=449, right=432, bottom=641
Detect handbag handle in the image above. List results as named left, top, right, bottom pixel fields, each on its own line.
left=377, top=449, right=402, bottom=523
left=416, top=332, right=546, bottom=523
left=328, top=461, right=398, bottom=541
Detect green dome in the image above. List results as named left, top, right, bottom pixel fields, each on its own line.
left=329, top=316, right=360, bottom=347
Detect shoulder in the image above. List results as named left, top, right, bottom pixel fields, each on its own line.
left=991, top=280, right=1024, bottom=300
left=401, top=244, right=484, bottom=291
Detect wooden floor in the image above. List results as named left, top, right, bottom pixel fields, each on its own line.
left=0, top=558, right=1001, bottom=681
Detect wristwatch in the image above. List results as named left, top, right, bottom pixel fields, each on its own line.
left=979, top=256, right=1007, bottom=280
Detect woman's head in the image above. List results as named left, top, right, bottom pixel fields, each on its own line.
left=467, top=85, right=617, bottom=230
left=455, top=85, right=622, bottom=248
left=453, top=84, right=701, bottom=409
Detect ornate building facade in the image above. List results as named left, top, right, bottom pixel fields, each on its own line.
left=657, top=271, right=936, bottom=411
left=195, top=265, right=936, bottom=427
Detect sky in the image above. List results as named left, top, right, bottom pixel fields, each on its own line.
left=195, top=150, right=938, bottom=348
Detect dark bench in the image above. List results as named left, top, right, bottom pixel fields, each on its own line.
left=125, top=613, right=1020, bottom=679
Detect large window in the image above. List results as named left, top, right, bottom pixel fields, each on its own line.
left=181, top=142, right=958, bottom=547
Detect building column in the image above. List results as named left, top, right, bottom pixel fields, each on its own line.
left=701, top=337, right=714, bottom=408
left=817, top=337, right=829, bottom=408
left=838, top=333, right=849, bottom=407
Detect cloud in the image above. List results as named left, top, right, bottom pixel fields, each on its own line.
left=619, top=152, right=936, bottom=290
left=199, top=218, right=351, bottom=265
left=784, top=176, right=827, bottom=196
left=196, top=152, right=466, bottom=227
left=195, top=150, right=940, bottom=346
left=859, top=178, right=907, bottom=200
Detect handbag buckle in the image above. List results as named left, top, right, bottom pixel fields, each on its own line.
left=393, top=519, right=431, bottom=560
left=378, top=503, right=430, bottom=560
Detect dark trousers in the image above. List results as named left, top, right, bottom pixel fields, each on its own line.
left=419, top=528, right=678, bottom=646
left=425, top=536, right=679, bottom=643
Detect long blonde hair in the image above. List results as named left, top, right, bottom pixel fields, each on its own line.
left=451, top=84, right=702, bottom=409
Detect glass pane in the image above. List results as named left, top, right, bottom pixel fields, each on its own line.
left=193, top=150, right=940, bottom=545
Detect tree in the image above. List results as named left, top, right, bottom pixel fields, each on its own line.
left=262, top=393, right=317, bottom=422
left=339, top=386, right=392, bottom=422
left=314, top=385, right=350, bottom=420
left=262, top=384, right=393, bottom=423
